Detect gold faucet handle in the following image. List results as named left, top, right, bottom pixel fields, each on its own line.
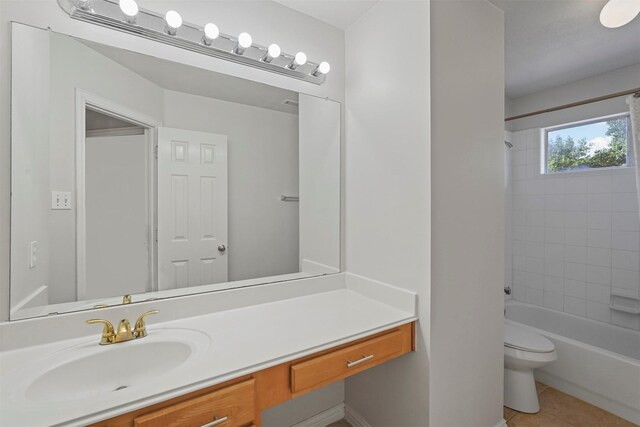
left=134, top=310, right=159, bottom=338
left=86, top=319, right=115, bottom=345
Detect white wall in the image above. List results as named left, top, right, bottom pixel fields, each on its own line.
left=163, top=89, right=300, bottom=282
left=0, top=2, right=346, bottom=425
left=430, top=2, right=505, bottom=427
left=344, top=1, right=431, bottom=426
left=85, top=134, right=149, bottom=299
left=508, top=63, right=640, bottom=131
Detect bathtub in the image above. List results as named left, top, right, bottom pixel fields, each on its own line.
left=505, top=300, right=640, bottom=424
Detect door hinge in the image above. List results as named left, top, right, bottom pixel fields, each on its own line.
left=154, top=145, right=158, bottom=159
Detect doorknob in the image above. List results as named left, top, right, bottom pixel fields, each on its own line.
left=218, top=244, right=226, bottom=252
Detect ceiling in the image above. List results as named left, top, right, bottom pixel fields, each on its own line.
left=490, top=0, right=640, bottom=99
left=78, top=39, right=299, bottom=115
left=273, top=0, right=378, bottom=29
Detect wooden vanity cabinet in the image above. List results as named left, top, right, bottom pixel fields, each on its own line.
left=92, top=322, right=414, bottom=427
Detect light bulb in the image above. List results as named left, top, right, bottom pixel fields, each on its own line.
left=203, top=23, right=219, bottom=45
left=238, top=32, right=252, bottom=48
left=261, top=44, right=281, bottom=63
left=294, top=52, right=307, bottom=66
left=268, top=44, right=281, bottom=58
left=165, top=10, right=182, bottom=35
left=600, top=0, right=640, bottom=28
left=119, top=0, right=138, bottom=22
left=234, top=32, right=252, bottom=55
left=312, top=61, right=331, bottom=77
left=288, top=52, right=307, bottom=70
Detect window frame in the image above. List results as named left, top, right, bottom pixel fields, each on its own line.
left=543, top=112, right=633, bottom=174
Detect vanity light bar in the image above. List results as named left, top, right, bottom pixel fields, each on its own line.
left=57, top=0, right=329, bottom=85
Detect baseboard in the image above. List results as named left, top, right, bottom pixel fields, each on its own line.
left=291, top=403, right=346, bottom=427
left=344, top=405, right=372, bottom=427
left=494, top=419, right=507, bottom=427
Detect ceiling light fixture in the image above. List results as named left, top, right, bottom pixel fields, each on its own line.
left=59, top=0, right=328, bottom=84
left=600, top=0, right=640, bottom=28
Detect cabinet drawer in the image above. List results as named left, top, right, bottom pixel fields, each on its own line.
left=134, top=379, right=255, bottom=427
left=290, top=328, right=409, bottom=395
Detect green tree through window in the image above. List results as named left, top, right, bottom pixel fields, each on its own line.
left=546, top=117, right=629, bottom=173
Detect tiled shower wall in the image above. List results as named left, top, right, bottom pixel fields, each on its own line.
left=506, top=129, right=640, bottom=330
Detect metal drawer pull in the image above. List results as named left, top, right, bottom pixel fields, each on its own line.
left=347, top=354, right=374, bottom=368
left=201, top=416, right=228, bottom=427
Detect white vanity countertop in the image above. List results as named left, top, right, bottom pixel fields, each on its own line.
left=0, top=288, right=416, bottom=426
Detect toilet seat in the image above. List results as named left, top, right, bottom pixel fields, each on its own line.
left=504, top=322, right=555, bottom=353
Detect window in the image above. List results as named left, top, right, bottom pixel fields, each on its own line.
left=544, top=114, right=631, bottom=173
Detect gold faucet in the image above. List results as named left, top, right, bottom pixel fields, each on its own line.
left=86, top=310, right=159, bottom=345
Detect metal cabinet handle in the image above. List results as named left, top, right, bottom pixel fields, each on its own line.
left=201, top=416, right=228, bottom=427
left=346, top=354, right=374, bottom=368
left=218, top=244, right=226, bottom=252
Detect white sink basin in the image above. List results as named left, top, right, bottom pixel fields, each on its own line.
left=5, top=328, right=210, bottom=404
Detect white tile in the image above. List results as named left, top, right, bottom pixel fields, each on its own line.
left=611, top=311, right=640, bottom=330
left=543, top=291, right=564, bottom=311
left=513, top=150, right=527, bottom=166
left=525, top=272, right=544, bottom=289
left=612, top=250, right=640, bottom=271
left=528, top=179, right=545, bottom=195
left=513, top=210, right=526, bottom=226
left=514, top=226, right=527, bottom=241
left=514, top=255, right=527, bottom=271
left=587, top=212, right=612, bottom=230
left=527, top=195, right=545, bottom=211
left=587, top=229, right=612, bottom=249
left=612, top=269, right=640, bottom=292
left=526, top=211, right=545, bottom=227
left=587, top=174, right=612, bottom=193
left=513, top=165, right=527, bottom=181
left=545, top=227, right=565, bottom=244
left=587, top=247, right=612, bottom=267
left=565, top=211, right=587, bottom=229
left=564, top=176, right=587, bottom=194
left=545, top=211, right=565, bottom=228
left=513, top=180, right=527, bottom=195
left=564, top=262, right=587, bottom=281
left=513, top=270, right=526, bottom=287
left=612, top=231, right=640, bottom=251
left=587, top=193, right=612, bottom=212
left=524, top=257, right=544, bottom=274
left=526, top=226, right=545, bottom=243
left=544, top=275, right=564, bottom=293
left=544, top=177, right=564, bottom=194
left=545, top=194, right=565, bottom=211
left=544, top=259, right=564, bottom=278
left=545, top=243, right=564, bottom=260
left=524, top=241, right=545, bottom=258
left=565, top=194, right=588, bottom=212
left=525, top=287, right=544, bottom=306
left=612, top=212, right=640, bottom=232
left=564, top=296, right=587, bottom=317
left=612, top=171, right=637, bottom=193
left=586, top=283, right=611, bottom=304
left=586, top=265, right=611, bottom=286
left=612, top=192, right=639, bottom=212
left=565, top=228, right=587, bottom=246
left=564, top=245, right=587, bottom=264
left=586, top=301, right=611, bottom=323
left=513, top=240, right=527, bottom=256
left=564, top=279, right=587, bottom=298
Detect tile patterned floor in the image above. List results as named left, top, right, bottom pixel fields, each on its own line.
left=505, top=382, right=638, bottom=427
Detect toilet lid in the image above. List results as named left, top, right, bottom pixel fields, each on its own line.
left=504, top=322, right=555, bottom=353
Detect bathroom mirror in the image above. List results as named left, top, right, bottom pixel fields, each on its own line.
left=10, top=23, right=341, bottom=320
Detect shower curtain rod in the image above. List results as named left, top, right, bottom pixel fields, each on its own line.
left=505, top=87, right=640, bottom=122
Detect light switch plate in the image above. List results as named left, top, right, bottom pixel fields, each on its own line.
left=51, top=191, right=71, bottom=210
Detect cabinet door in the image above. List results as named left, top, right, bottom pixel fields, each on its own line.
left=134, top=379, right=254, bottom=427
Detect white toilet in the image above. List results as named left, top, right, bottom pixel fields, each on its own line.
left=504, top=322, right=557, bottom=413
